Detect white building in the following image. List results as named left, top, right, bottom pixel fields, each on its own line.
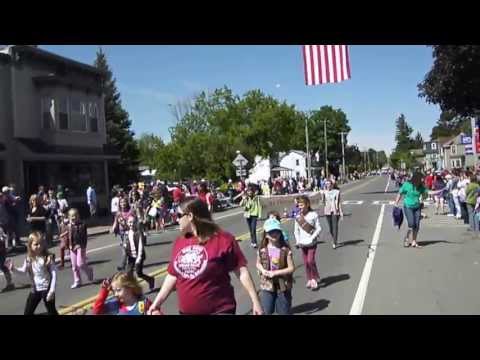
left=279, top=150, right=308, bottom=179
left=247, top=150, right=308, bottom=183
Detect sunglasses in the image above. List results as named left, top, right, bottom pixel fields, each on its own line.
left=177, top=212, right=188, bottom=219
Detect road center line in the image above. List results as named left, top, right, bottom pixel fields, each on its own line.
left=384, top=177, right=390, bottom=193
left=349, top=204, right=386, bottom=315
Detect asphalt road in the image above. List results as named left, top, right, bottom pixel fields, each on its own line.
left=3, top=175, right=474, bottom=315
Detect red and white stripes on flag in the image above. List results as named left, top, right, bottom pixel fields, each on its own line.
left=302, top=45, right=351, bottom=86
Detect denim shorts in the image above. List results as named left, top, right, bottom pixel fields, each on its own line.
left=404, top=206, right=421, bottom=231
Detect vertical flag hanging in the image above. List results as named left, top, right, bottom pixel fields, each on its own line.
left=302, top=45, right=351, bottom=86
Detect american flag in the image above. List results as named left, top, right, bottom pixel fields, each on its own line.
left=302, top=45, right=351, bottom=86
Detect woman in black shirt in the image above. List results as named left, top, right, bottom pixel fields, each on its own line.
left=27, top=195, right=47, bottom=234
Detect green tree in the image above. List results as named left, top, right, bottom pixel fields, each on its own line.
left=377, top=151, right=388, bottom=168
left=413, top=131, right=424, bottom=148
left=394, top=114, right=414, bottom=152
left=418, top=45, right=480, bottom=117
left=137, top=133, right=164, bottom=171
left=430, top=110, right=472, bottom=140
left=94, top=48, right=140, bottom=186
left=298, top=106, right=351, bottom=175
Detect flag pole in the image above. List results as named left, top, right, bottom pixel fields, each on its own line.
left=324, top=118, right=328, bottom=178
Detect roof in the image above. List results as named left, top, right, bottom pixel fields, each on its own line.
left=271, top=166, right=294, bottom=172
left=290, top=150, right=307, bottom=157
left=436, top=136, right=457, bottom=146
left=9, top=45, right=103, bottom=76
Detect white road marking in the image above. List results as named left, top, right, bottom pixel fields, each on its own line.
left=372, top=200, right=396, bottom=205
left=342, top=200, right=364, bottom=205
left=213, top=210, right=244, bottom=221
left=385, top=177, right=390, bottom=193
left=349, top=204, right=386, bottom=315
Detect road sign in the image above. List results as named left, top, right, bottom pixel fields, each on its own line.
left=236, top=169, right=247, bottom=176
left=232, top=154, right=248, bottom=167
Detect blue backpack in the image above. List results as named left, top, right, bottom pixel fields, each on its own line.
left=392, top=207, right=403, bottom=229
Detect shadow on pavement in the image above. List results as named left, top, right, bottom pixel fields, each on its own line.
left=88, top=259, right=111, bottom=266
left=291, top=299, right=330, bottom=314
left=417, top=240, right=454, bottom=247
left=339, top=239, right=364, bottom=247
left=146, top=241, right=174, bottom=248
left=143, top=260, right=170, bottom=269
left=361, top=190, right=398, bottom=195
left=319, top=274, right=350, bottom=288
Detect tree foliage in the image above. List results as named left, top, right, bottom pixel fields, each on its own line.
left=94, top=48, right=140, bottom=186
left=418, top=45, right=480, bottom=117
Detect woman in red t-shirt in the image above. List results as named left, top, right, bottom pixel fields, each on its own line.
left=148, top=198, right=263, bottom=315
left=197, top=182, right=214, bottom=213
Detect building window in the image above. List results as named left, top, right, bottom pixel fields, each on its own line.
left=296, top=159, right=300, bottom=166
left=89, top=103, right=98, bottom=133
left=451, top=145, right=457, bottom=155
left=41, top=97, right=55, bottom=130
left=431, top=143, right=437, bottom=150
left=451, top=159, right=461, bottom=168
left=423, top=144, right=427, bottom=150
left=70, top=99, right=87, bottom=132
left=58, top=98, right=69, bottom=130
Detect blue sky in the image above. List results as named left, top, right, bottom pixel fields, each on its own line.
left=42, top=45, right=441, bottom=154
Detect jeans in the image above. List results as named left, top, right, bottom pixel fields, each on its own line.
left=326, top=214, right=340, bottom=245
left=301, top=246, right=319, bottom=281
left=404, top=206, right=421, bottom=231
left=460, top=202, right=469, bottom=224
left=246, top=216, right=258, bottom=245
left=70, top=247, right=93, bottom=285
left=24, top=290, right=58, bottom=315
left=447, top=194, right=456, bottom=216
left=467, top=204, right=479, bottom=233
left=453, top=196, right=462, bottom=217
left=260, top=290, right=292, bottom=315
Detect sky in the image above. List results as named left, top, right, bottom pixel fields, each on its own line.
left=41, top=45, right=441, bottom=155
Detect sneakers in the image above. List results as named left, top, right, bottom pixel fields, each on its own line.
left=250, top=242, right=258, bottom=249
left=71, top=282, right=81, bottom=289
left=447, top=214, right=455, bottom=217
left=1, top=284, right=15, bottom=293
left=306, top=280, right=312, bottom=289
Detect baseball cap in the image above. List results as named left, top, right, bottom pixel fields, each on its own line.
left=2, top=186, right=10, bottom=193
left=263, top=218, right=282, bottom=233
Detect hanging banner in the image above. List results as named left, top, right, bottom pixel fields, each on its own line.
left=473, top=117, right=480, bottom=154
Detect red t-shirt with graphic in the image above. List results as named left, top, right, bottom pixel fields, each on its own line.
left=167, top=230, right=247, bottom=315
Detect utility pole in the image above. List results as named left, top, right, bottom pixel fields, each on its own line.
left=364, top=150, right=367, bottom=173
left=367, top=150, right=371, bottom=172
left=340, top=132, right=347, bottom=182
left=324, top=118, right=328, bottom=178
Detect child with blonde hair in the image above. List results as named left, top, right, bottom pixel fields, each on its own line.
left=66, top=208, right=93, bottom=288
left=7, top=232, right=58, bottom=315
left=92, top=271, right=156, bottom=315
